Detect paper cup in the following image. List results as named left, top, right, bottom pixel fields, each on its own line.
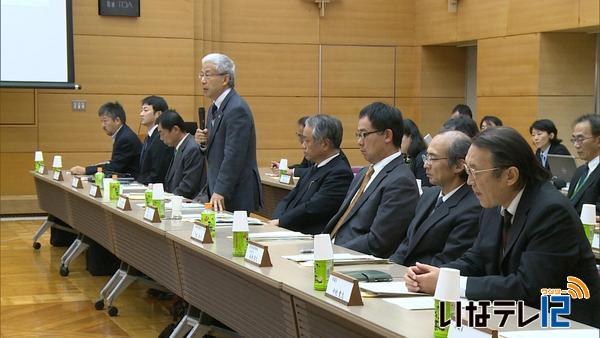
left=313, top=234, right=334, bottom=260
left=232, top=210, right=249, bottom=231
left=171, top=195, right=183, bottom=218
left=152, top=183, right=165, bottom=200
left=102, top=178, right=112, bottom=201
left=434, top=267, right=460, bottom=302
left=580, top=204, right=597, bottom=225
left=34, top=151, right=43, bottom=161
left=52, top=155, right=62, bottom=168
left=279, top=158, right=288, bottom=170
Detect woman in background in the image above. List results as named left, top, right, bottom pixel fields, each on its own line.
left=529, top=119, right=571, bottom=173
left=480, top=115, right=503, bottom=131
left=401, top=119, right=430, bottom=187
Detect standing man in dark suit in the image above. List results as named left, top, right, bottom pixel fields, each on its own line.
left=405, top=127, right=599, bottom=328
left=323, top=102, right=419, bottom=258
left=70, top=102, right=141, bottom=176
left=568, top=114, right=600, bottom=215
left=137, top=96, right=174, bottom=185
left=390, top=131, right=480, bottom=267
left=158, top=110, right=205, bottom=199
left=194, top=53, right=262, bottom=212
left=269, top=114, right=353, bottom=235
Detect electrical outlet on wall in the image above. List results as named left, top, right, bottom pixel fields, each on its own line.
left=72, top=100, right=86, bottom=111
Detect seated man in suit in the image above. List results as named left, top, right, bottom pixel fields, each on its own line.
left=568, top=113, right=599, bottom=215
left=405, top=127, right=600, bottom=328
left=390, top=131, right=480, bottom=266
left=323, top=102, right=419, bottom=258
left=70, top=101, right=141, bottom=176
left=269, top=114, right=353, bottom=235
left=158, top=110, right=205, bottom=199
left=137, top=96, right=174, bottom=185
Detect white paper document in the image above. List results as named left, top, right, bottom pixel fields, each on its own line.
left=249, top=231, right=312, bottom=240
left=383, top=296, right=435, bottom=310
left=359, top=281, right=428, bottom=296
left=284, top=253, right=388, bottom=266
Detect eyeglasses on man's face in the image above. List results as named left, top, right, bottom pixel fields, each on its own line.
left=422, top=154, right=448, bottom=164
left=570, top=136, right=593, bottom=145
left=463, top=164, right=500, bottom=178
left=355, top=130, right=383, bottom=140
left=198, top=72, right=227, bottom=80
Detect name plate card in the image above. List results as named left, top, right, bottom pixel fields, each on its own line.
left=325, top=272, right=363, bottom=306
left=144, top=205, right=161, bottom=223
left=37, top=166, right=45, bottom=175
left=53, top=170, right=63, bottom=181
left=116, top=194, right=131, bottom=211
left=279, top=174, right=294, bottom=185
left=244, top=241, right=272, bottom=267
left=191, top=222, right=213, bottom=244
left=89, top=185, right=102, bottom=198
left=71, top=176, right=83, bottom=189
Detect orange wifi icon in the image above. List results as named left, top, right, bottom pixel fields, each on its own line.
left=565, top=276, right=590, bottom=299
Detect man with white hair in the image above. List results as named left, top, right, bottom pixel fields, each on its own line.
left=194, top=53, right=262, bottom=212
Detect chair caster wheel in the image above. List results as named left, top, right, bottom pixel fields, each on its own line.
left=107, top=306, right=118, bottom=317
left=59, top=265, right=69, bottom=277
left=33, top=242, right=41, bottom=250
left=94, top=299, right=104, bottom=310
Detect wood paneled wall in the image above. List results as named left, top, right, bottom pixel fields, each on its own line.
left=1, top=0, right=598, bottom=213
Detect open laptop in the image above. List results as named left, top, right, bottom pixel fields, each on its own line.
left=547, top=154, right=578, bottom=182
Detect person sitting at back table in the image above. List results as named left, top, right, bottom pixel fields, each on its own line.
left=530, top=118, right=570, bottom=174
left=271, top=116, right=314, bottom=178
left=450, top=104, right=473, bottom=119
left=70, top=101, right=141, bottom=176
left=323, top=102, right=419, bottom=258
left=401, top=119, right=430, bottom=187
left=479, top=115, right=503, bottom=131
left=404, top=127, right=600, bottom=328
left=568, top=114, right=600, bottom=215
left=158, top=110, right=206, bottom=199
left=137, top=95, right=174, bottom=185
left=390, top=131, right=480, bottom=267
left=442, top=115, right=479, bottom=138
left=269, top=114, right=353, bottom=235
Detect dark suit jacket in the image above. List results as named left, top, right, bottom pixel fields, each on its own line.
left=389, top=184, right=480, bottom=267
left=323, top=155, right=419, bottom=258
left=164, top=134, right=206, bottom=199
left=273, top=152, right=353, bottom=235
left=445, top=182, right=600, bottom=328
left=568, top=163, right=600, bottom=216
left=204, top=89, right=262, bottom=212
left=136, top=128, right=174, bottom=185
left=290, top=157, right=313, bottom=178
left=85, top=124, right=142, bottom=176
left=535, top=143, right=570, bottom=172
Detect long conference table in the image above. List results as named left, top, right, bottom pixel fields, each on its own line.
left=33, top=171, right=596, bottom=337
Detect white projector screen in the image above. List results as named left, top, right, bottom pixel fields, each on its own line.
left=1, top=0, right=75, bottom=88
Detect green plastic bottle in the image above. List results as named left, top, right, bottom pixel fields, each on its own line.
left=109, top=175, right=120, bottom=201
left=144, top=184, right=153, bottom=207
left=201, top=203, right=216, bottom=238
left=433, top=299, right=453, bottom=338
left=232, top=231, right=248, bottom=257
left=94, top=167, right=104, bottom=187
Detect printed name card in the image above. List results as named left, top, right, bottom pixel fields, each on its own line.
left=71, top=176, right=83, bottom=189
left=325, top=272, right=363, bottom=306
left=116, top=194, right=131, bottom=211
left=89, top=185, right=102, bottom=198
left=191, top=222, right=213, bottom=244
left=279, top=174, right=293, bottom=185
left=37, top=166, right=45, bottom=175
left=144, top=205, right=161, bottom=223
left=244, top=241, right=272, bottom=267
left=52, top=170, right=63, bottom=181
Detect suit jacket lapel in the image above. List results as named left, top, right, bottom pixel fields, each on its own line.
left=571, top=166, right=599, bottom=205
left=405, top=188, right=439, bottom=250
left=207, top=90, right=234, bottom=152
left=501, top=185, right=533, bottom=262
left=327, top=167, right=365, bottom=230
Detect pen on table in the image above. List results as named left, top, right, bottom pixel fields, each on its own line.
left=299, top=249, right=314, bottom=254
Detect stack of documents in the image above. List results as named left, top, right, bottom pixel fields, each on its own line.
left=283, top=253, right=388, bottom=266
left=249, top=231, right=312, bottom=241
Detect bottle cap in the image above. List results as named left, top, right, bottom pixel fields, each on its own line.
left=52, top=155, right=62, bottom=168
left=434, top=267, right=460, bottom=301
left=580, top=204, right=597, bottom=224
left=204, top=202, right=213, bottom=210
left=313, top=234, right=333, bottom=260
left=112, top=175, right=118, bottom=179
left=97, top=167, right=103, bottom=172
left=231, top=210, right=249, bottom=231
left=152, top=183, right=165, bottom=199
